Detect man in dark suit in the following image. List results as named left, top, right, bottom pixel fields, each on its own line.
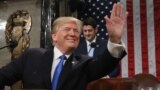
left=75, top=17, right=121, bottom=78
left=0, top=3, right=128, bottom=90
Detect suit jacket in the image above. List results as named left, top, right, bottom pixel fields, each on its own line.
left=74, top=37, right=121, bottom=77
left=0, top=47, right=126, bottom=90
left=74, top=37, right=108, bottom=58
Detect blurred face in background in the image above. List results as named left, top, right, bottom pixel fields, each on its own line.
left=82, top=25, right=97, bottom=42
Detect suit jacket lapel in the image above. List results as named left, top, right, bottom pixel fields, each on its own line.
left=39, top=48, right=81, bottom=89
left=57, top=54, right=76, bottom=89
left=40, top=49, right=53, bottom=89
left=94, top=38, right=100, bottom=57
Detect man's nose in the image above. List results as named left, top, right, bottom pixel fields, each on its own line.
left=69, top=29, right=76, bottom=35
left=86, top=31, right=90, bottom=35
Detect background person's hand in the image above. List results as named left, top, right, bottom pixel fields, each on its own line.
left=105, top=2, right=128, bottom=44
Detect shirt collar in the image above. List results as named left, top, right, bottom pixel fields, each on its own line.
left=86, top=36, right=97, bottom=46
left=53, top=46, right=70, bottom=60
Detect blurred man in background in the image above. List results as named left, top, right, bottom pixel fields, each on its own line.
left=75, top=17, right=121, bottom=78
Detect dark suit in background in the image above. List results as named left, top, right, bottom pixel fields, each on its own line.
left=75, top=37, right=107, bottom=58
left=75, top=16, right=120, bottom=78
left=74, top=37, right=121, bottom=78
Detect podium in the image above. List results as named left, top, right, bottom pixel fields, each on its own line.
left=87, top=74, right=160, bottom=90
left=87, top=78, right=135, bottom=90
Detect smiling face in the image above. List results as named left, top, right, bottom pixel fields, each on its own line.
left=51, top=17, right=82, bottom=54
left=83, top=25, right=97, bottom=42
left=82, top=17, right=98, bottom=42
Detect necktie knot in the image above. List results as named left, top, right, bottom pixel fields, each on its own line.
left=90, top=42, right=96, bottom=48
left=59, top=55, right=66, bottom=61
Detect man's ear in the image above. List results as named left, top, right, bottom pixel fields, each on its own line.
left=95, top=27, right=98, bottom=33
left=51, top=33, right=57, bottom=42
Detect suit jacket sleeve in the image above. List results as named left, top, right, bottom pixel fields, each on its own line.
left=108, top=64, right=121, bottom=77
left=0, top=50, right=26, bottom=89
left=85, top=48, right=126, bottom=82
left=0, top=48, right=46, bottom=89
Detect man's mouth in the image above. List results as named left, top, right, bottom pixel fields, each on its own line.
left=67, top=39, right=76, bottom=42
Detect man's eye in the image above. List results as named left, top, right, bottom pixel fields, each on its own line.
left=63, top=28, right=70, bottom=32
left=83, top=30, right=87, bottom=32
left=74, top=29, right=79, bottom=33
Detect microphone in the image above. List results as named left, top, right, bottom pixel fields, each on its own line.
left=90, top=42, right=96, bottom=48
left=0, top=41, right=18, bottom=50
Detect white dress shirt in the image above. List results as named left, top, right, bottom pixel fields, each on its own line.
left=107, top=39, right=126, bottom=58
left=51, top=47, right=70, bottom=81
left=86, top=38, right=96, bottom=57
left=86, top=37, right=96, bottom=53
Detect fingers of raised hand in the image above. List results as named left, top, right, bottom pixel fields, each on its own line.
left=111, top=2, right=125, bottom=19
left=116, top=2, right=123, bottom=18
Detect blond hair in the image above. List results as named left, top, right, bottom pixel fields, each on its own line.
left=51, top=17, right=82, bottom=33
